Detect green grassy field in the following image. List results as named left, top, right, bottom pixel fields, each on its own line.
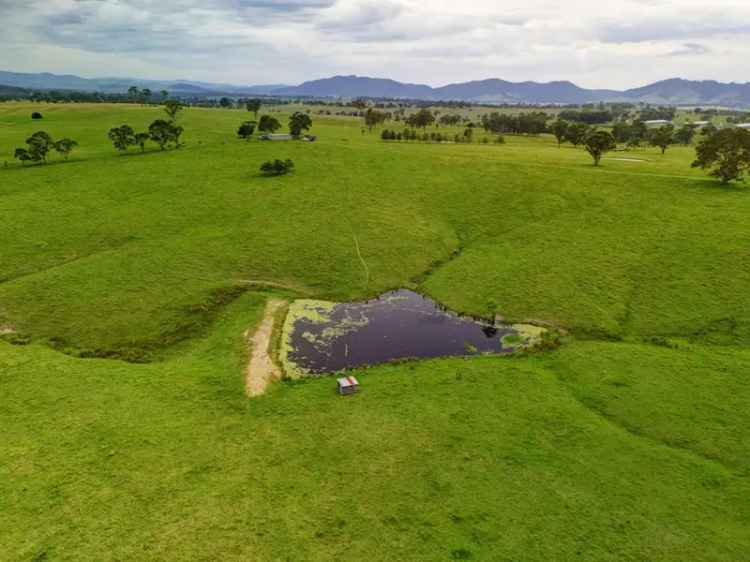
left=1, top=102, right=749, bottom=561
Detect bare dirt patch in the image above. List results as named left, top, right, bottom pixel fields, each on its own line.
left=245, top=299, right=287, bottom=397
left=0, top=325, right=16, bottom=335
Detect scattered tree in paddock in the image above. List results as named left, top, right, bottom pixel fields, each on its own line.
left=219, top=97, right=233, bottom=109
left=406, top=109, right=435, bottom=129
left=648, top=125, right=675, bottom=154
left=611, top=121, right=632, bottom=144
left=54, top=138, right=78, bottom=160
left=13, top=131, right=54, bottom=165
left=14, top=148, right=32, bottom=165
left=160, top=90, right=169, bottom=101
left=258, top=115, right=282, bottom=133
left=245, top=99, right=262, bottom=118
left=674, top=124, right=697, bottom=146
left=692, top=128, right=750, bottom=184
left=288, top=112, right=313, bottom=137
left=439, top=114, right=462, bottom=127
left=149, top=119, right=184, bottom=150
left=134, top=132, right=150, bottom=152
left=108, top=125, right=136, bottom=152
left=550, top=119, right=569, bottom=147
left=25, top=131, right=55, bottom=163
left=564, top=122, right=590, bottom=147
left=363, top=108, right=387, bottom=132
left=260, top=159, right=295, bottom=176
left=164, top=100, right=184, bottom=121
left=584, top=130, right=617, bottom=166
left=31, top=112, right=43, bottom=120
left=237, top=121, right=257, bottom=140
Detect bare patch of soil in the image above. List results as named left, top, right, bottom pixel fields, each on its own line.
left=245, top=299, right=287, bottom=397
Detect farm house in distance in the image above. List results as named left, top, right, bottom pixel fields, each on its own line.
left=644, top=119, right=672, bottom=127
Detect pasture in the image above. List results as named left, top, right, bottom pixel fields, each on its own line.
left=1, top=102, right=749, bottom=561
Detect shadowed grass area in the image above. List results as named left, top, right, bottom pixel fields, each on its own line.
left=2, top=102, right=749, bottom=560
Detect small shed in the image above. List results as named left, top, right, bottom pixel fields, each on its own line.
left=736, top=123, right=750, bottom=129
left=337, top=376, right=360, bottom=396
left=260, top=133, right=293, bottom=141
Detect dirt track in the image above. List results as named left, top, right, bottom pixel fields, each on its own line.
left=245, top=299, right=287, bottom=397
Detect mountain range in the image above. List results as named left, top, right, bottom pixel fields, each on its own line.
left=2, top=71, right=750, bottom=106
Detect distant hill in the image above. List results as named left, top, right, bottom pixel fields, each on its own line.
left=0, top=83, right=30, bottom=97
left=434, top=79, right=621, bottom=104
left=273, top=76, right=435, bottom=99
left=622, top=78, right=750, bottom=106
left=2, top=70, right=750, bottom=106
left=0, top=70, right=291, bottom=97
left=274, top=75, right=750, bottom=106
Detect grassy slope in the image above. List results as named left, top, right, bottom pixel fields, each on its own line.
left=1, top=102, right=749, bottom=560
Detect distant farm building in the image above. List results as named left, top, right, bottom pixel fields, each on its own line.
left=645, top=120, right=671, bottom=127
left=260, top=134, right=293, bottom=141
left=259, top=134, right=317, bottom=142
left=690, top=121, right=711, bottom=127
left=736, top=123, right=750, bottom=129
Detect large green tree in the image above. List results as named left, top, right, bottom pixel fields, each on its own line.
left=550, top=119, right=569, bottom=147
left=648, top=125, right=675, bottom=154
left=288, top=112, right=313, bottom=137
left=237, top=121, right=257, bottom=140
left=53, top=138, right=78, bottom=160
left=674, top=124, right=697, bottom=146
left=258, top=115, right=281, bottom=133
left=564, top=122, right=590, bottom=147
left=583, top=130, right=617, bottom=166
left=363, top=108, right=387, bottom=132
left=692, top=128, right=750, bottom=183
left=108, top=125, right=136, bottom=152
left=148, top=119, right=183, bottom=150
left=25, top=131, right=55, bottom=163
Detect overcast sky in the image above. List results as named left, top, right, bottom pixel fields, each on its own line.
left=1, top=0, right=748, bottom=88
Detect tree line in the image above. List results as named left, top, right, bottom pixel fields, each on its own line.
left=237, top=110, right=313, bottom=140
left=380, top=128, right=503, bottom=144
left=107, top=101, right=185, bottom=153
left=13, top=132, right=78, bottom=165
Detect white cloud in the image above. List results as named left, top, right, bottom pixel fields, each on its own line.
left=1, top=0, right=748, bottom=88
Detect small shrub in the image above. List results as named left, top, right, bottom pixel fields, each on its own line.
left=260, top=159, right=295, bottom=176
left=31, top=112, right=43, bottom=120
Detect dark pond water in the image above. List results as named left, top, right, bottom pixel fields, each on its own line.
left=286, top=289, right=521, bottom=375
